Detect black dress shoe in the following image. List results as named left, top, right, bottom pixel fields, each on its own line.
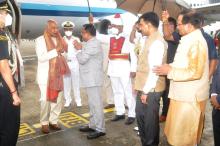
left=111, top=115, right=125, bottom=121
left=87, top=131, right=106, bottom=139
left=125, top=117, right=135, bottom=125
left=104, top=104, right=115, bottom=109
left=79, top=125, right=95, bottom=132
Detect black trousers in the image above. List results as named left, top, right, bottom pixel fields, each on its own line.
left=136, top=91, right=162, bottom=146
left=0, top=79, right=20, bottom=146
left=161, top=79, right=170, bottom=116
left=212, top=108, right=220, bottom=146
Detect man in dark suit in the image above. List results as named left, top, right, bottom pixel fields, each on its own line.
left=211, top=59, right=220, bottom=146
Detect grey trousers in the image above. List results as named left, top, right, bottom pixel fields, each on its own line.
left=136, top=91, right=162, bottom=146
left=86, top=86, right=105, bottom=132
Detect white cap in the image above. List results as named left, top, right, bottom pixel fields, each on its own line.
left=62, top=21, right=75, bottom=28
left=112, top=13, right=123, bottom=26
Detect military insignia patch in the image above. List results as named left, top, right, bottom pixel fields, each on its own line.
left=0, top=35, right=8, bottom=41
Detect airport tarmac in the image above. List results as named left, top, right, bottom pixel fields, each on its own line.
left=17, top=40, right=214, bottom=146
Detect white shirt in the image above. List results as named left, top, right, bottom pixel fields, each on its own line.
left=96, top=32, right=110, bottom=44
left=97, top=32, right=137, bottom=77
left=35, top=36, right=58, bottom=85
left=96, top=33, right=111, bottom=73
left=63, top=36, right=80, bottom=61
left=142, top=40, right=165, bottom=94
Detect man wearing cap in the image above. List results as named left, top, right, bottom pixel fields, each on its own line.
left=0, top=1, right=21, bottom=145
left=88, top=15, right=115, bottom=110
left=62, top=21, right=82, bottom=107
left=92, top=18, right=115, bottom=109
left=107, top=13, right=137, bottom=125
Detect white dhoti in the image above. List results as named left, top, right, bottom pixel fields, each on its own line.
left=39, top=85, right=63, bottom=125
left=164, top=99, right=207, bottom=146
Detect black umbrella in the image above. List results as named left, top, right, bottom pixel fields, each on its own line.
left=115, top=0, right=190, bottom=19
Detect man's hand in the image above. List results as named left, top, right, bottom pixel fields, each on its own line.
left=211, top=95, right=220, bottom=109
left=88, top=13, right=94, bottom=24
left=132, top=23, right=138, bottom=32
left=162, top=10, right=170, bottom=23
left=130, top=72, right=136, bottom=78
left=153, top=64, right=171, bottom=76
left=12, top=92, right=21, bottom=106
left=140, top=94, right=148, bottom=104
left=73, top=40, right=82, bottom=50
left=56, top=46, right=63, bottom=53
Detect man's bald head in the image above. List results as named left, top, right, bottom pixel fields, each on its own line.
left=46, top=19, right=58, bottom=37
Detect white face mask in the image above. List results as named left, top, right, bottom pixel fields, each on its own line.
left=5, top=14, right=12, bottom=27
left=65, top=31, right=73, bottom=37
left=108, top=27, right=119, bottom=35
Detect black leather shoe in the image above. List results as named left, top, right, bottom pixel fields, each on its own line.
left=104, top=104, right=115, bottom=109
left=125, top=117, right=135, bottom=125
left=87, top=131, right=106, bottom=139
left=111, top=115, right=125, bottom=121
left=79, top=125, right=95, bottom=132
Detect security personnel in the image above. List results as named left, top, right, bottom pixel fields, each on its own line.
left=62, top=21, right=82, bottom=107
left=0, top=1, right=21, bottom=146
left=107, top=14, right=137, bottom=125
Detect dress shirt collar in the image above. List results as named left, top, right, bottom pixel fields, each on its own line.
left=87, top=36, right=96, bottom=43
left=180, top=29, right=201, bottom=43
left=146, top=30, right=161, bottom=43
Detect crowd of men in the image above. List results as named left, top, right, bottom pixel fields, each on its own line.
left=1, top=0, right=220, bottom=145
left=34, top=10, right=220, bottom=146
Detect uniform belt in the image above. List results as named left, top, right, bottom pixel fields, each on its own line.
left=109, top=53, right=129, bottom=60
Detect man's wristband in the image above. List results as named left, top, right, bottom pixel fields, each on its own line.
left=10, top=90, right=17, bottom=94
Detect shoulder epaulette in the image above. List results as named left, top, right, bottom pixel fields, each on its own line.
left=0, top=35, right=8, bottom=41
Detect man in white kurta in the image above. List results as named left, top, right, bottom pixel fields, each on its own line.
left=95, top=19, right=114, bottom=109
left=154, top=12, right=209, bottom=146
left=107, top=14, right=137, bottom=125
left=62, top=21, right=82, bottom=107
left=35, top=20, right=63, bottom=134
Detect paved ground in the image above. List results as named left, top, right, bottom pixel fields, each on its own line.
left=17, top=41, right=215, bottom=146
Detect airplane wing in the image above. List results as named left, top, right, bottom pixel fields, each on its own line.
left=195, top=3, right=220, bottom=21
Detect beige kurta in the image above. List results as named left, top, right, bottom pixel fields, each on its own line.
left=164, top=29, right=209, bottom=146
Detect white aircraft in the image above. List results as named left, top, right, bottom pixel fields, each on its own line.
left=8, top=0, right=220, bottom=40
left=9, top=0, right=189, bottom=39
left=194, top=2, right=220, bottom=22
left=192, top=2, right=220, bottom=36
left=10, top=0, right=124, bottom=39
